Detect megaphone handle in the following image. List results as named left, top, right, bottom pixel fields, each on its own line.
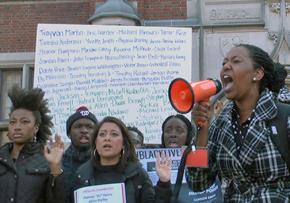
left=196, top=99, right=210, bottom=128
left=197, top=119, right=206, bottom=128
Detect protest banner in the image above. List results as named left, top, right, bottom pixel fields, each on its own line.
left=34, top=24, right=192, bottom=143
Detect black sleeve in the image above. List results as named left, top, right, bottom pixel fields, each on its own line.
left=137, top=168, right=172, bottom=203
left=46, top=174, right=66, bottom=203
left=155, top=180, right=172, bottom=203
left=68, top=172, right=82, bottom=203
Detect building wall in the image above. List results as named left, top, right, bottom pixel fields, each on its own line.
left=138, top=0, right=187, bottom=19
left=0, top=0, right=94, bottom=52
left=0, top=0, right=188, bottom=52
left=197, top=0, right=290, bottom=83
left=1, top=0, right=289, bottom=90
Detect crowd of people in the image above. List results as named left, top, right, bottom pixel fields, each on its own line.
left=0, top=44, right=289, bottom=203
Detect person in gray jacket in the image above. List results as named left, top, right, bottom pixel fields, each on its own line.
left=0, top=85, right=65, bottom=203
left=71, top=116, right=172, bottom=203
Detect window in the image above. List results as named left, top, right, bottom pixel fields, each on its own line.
left=0, top=61, right=34, bottom=145
left=0, top=69, right=22, bottom=120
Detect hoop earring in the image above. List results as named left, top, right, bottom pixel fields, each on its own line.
left=94, top=149, right=97, bottom=158
left=122, top=148, right=125, bottom=157
left=119, top=148, right=125, bottom=158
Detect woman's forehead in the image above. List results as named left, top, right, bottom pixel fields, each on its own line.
left=225, top=46, right=250, bottom=59
left=165, top=117, right=187, bottom=127
left=100, top=122, right=121, bottom=131
left=10, top=108, right=34, bottom=117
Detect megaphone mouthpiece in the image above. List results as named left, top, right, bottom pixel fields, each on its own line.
left=210, top=78, right=222, bottom=94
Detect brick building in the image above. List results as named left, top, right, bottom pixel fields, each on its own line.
left=0, top=0, right=289, bottom=144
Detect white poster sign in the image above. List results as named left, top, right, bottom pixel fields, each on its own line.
left=74, top=183, right=126, bottom=203
left=34, top=24, right=192, bottom=143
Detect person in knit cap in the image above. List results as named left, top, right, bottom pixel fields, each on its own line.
left=62, top=106, right=97, bottom=202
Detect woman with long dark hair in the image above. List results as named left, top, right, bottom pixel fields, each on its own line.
left=71, top=116, right=172, bottom=203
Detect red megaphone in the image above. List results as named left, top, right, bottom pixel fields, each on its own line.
left=168, top=78, right=222, bottom=114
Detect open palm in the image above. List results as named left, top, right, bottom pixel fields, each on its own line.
left=44, top=134, right=64, bottom=166
left=156, top=152, right=171, bottom=182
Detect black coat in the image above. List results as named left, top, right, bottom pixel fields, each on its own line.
left=0, top=143, right=65, bottom=203
left=71, top=158, right=172, bottom=203
left=62, top=144, right=91, bottom=203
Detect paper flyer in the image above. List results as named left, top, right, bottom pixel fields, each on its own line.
left=74, top=183, right=126, bottom=203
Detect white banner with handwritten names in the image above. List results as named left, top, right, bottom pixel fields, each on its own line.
left=34, top=24, right=192, bottom=143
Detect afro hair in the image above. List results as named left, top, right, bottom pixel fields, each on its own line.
left=8, top=85, right=53, bottom=143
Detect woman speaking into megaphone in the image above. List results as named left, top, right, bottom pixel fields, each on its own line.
left=186, top=44, right=290, bottom=202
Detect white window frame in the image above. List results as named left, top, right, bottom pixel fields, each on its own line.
left=0, top=52, right=35, bottom=130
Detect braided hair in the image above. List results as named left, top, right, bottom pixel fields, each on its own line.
left=235, top=44, right=282, bottom=93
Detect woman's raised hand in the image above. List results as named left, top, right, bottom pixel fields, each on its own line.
left=156, top=152, right=171, bottom=183
left=44, top=133, right=64, bottom=176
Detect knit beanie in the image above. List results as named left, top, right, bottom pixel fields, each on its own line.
left=66, top=106, right=98, bottom=136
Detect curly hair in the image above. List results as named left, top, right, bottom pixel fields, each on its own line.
left=8, top=85, right=53, bottom=143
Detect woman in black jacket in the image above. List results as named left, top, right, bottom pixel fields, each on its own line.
left=0, top=85, right=65, bottom=203
left=71, top=116, right=172, bottom=203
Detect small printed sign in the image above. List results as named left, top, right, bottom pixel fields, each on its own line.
left=74, top=183, right=126, bottom=203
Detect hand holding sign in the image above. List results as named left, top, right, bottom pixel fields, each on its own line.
left=156, top=151, right=171, bottom=182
